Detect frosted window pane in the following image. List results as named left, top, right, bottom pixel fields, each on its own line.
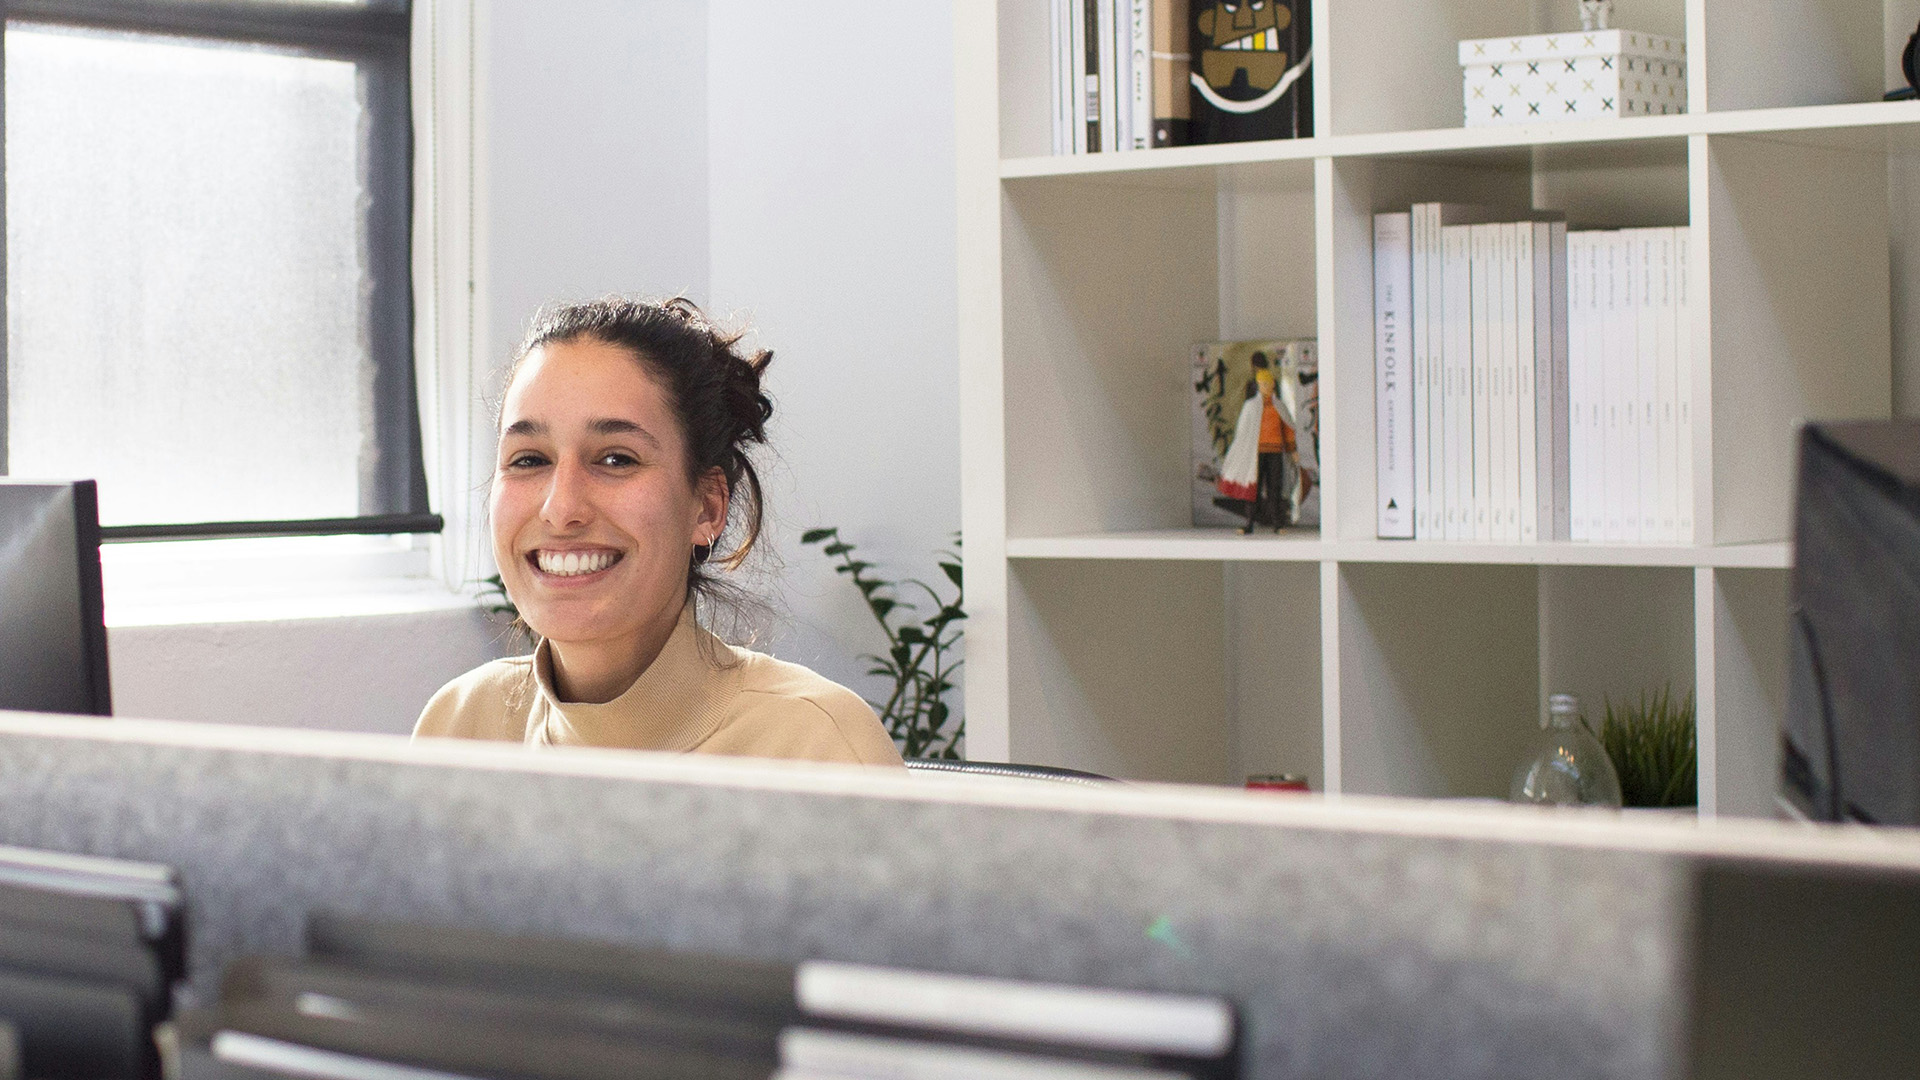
left=5, top=26, right=370, bottom=526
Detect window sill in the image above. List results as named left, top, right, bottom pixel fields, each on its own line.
left=101, top=535, right=493, bottom=628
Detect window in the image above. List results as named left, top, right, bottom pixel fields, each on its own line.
left=2, top=0, right=437, bottom=541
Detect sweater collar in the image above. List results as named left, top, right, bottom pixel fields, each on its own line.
left=527, top=603, right=740, bottom=751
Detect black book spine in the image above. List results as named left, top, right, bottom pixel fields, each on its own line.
left=1084, top=0, right=1102, bottom=151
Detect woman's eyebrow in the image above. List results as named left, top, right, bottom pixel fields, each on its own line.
left=503, top=419, right=545, bottom=437
left=589, top=417, right=660, bottom=447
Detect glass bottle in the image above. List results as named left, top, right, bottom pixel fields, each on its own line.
left=1510, top=693, right=1623, bottom=808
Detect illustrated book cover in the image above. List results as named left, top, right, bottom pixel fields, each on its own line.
left=1191, top=339, right=1319, bottom=529
left=1188, top=0, right=1311, bottom=144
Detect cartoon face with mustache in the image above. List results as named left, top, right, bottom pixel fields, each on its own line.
left=1195, top=0, right=1292, bottom=98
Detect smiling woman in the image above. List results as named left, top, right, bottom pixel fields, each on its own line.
left=412, top=298, right=902, bottom=766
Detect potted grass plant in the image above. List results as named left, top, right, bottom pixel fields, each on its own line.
left=1593, top=685, right=1698, bottom=809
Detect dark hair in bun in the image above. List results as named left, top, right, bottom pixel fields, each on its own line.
left=506, top=296, right=773, bottom=604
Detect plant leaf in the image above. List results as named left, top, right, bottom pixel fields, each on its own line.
left=801, top=528, right=837, bottom=544
left=822, top=542, right=853, bottom=556
left=941, top=562, right=962, bottom=588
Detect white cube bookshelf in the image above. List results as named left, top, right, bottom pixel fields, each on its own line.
left=957, top=0, right=1905, bottom=816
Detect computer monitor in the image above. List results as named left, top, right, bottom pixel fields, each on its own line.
left=1782, top=420, right=1920, bottom=824
left=0, top=480, right=111, bottom=716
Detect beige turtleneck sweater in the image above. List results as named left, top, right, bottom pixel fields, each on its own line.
left=413, top=605, right=903, bottom=766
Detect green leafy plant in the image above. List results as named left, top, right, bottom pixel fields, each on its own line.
left=1594, top=685, right=1698, bottom=808
left=801, top=527, right=964, bottom=760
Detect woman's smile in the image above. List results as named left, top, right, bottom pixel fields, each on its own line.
left=529, top=547, right=624, bottom=579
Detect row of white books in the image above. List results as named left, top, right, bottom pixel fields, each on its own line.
left=1374, top=207, right=1694, bottom=544
left=1049, top=0, right=1177, bottom=154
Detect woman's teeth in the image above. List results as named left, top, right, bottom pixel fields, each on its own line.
left=535, top=550, right=619, bottom=577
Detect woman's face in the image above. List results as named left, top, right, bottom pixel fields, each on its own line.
left=491, top=338, right=727, bottom=651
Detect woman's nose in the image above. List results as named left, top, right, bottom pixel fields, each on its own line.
left=540, top=459, right=593, bottom=529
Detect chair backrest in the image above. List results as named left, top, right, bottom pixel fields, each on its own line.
left=902, top=760, right=1117, bottom=785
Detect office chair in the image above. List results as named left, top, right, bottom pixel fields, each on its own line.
left=902, top=760, right=1117, bottom=785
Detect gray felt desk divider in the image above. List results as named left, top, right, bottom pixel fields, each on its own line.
left=0, top=712, right=1917, bottom=1080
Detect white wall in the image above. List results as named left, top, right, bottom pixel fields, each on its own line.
left=110, top=607, right=510, bottom=733
left=705, top=0, right=962, bottom=697
left=482, top=0, right=713, bottom=365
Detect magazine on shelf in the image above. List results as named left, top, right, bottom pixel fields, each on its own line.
left=1190, top=340, right=1319, bottom=530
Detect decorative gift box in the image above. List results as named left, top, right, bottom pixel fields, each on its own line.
left=1458, top=29, right=1686, bottom=127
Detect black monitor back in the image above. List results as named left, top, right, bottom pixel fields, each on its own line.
left=1783, top=420, right=1920, bottom=824
left=0, top=481, right=110, bottom=716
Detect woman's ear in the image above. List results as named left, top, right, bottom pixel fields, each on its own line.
left=693, top=467, right=730, bottom=544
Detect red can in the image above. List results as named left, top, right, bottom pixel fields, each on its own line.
left=1246, top=774, right=1311, bottom=793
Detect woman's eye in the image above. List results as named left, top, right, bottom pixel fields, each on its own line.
left=597, top=452, right=640, bottom=468
left=504, top=452, right=547, bottom=469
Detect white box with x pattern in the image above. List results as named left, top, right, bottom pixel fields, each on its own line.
left=1458, top=29, right=1686, bottom=127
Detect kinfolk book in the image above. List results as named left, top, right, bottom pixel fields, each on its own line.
left=1373, top=211, right=1413, bottom=538
left=1191, top=340, right=1319, bottom=530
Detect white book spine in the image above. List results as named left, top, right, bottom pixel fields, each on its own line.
left=1070, top=0, right=1088, bottom=153
left=1097, top=0, right=1118, bottom=153
left=1567, top=232, right=1591, bottom=541
left=1546, top=221, right=1570, bottom=541
left=1634, top=229, right=1658, bottom=541
left=1443, top=226, right=1472, bottom=541
left=1375, top=212, right=1415, bottom=538
left=1654, top=227, right=1679, bottom=543
left=1501, top=223, right=1524, bottom=543
left=1604, top=232, right=1633, bottom=543
left=1129, top=0, right=1152, bottom=150
left=1471, top=224, right=1494, bottom=542
left=1051, top=0, right=1066, bottom=155
left=1488, top=224, right=1508, bottom=542
left=1421, top=206, right=1447, bottom=541
left=1516, top=223, right=1539, bottom=544
left=1112, top=0, right=1131, bottom=152
left=1411, top=205, right=1435, bottom=539
left=1675, top=226, right=1694, bottom=543
left=1585, top=235, right=1609, bottom=543
left=1598, top=234, right=1617, bottom=541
